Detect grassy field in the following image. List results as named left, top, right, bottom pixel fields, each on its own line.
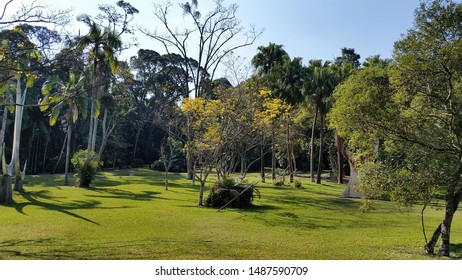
left=0, top=168, right=461, bottom=260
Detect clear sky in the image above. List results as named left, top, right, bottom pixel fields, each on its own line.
left=7, top=0, right=422, bottom=69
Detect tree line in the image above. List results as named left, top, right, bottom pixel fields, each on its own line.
left=1, top=0, right=461, bottom=257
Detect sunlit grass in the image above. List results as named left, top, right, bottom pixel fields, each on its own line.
left=0, top=168, right=460, bottom=260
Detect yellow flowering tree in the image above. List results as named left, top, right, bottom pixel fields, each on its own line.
left=181, top=97, right=224, bottom=206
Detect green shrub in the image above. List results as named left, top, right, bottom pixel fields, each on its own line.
left=205, top=177, right=260, bottom=209
left=294, top=179, right=302, bottom=188
left=71, top=150, right=102, bottom=188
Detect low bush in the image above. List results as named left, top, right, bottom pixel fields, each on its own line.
left=294, top=179, right=302, bottom=188
left=205, top=177, right=259, bottom=209
left=71, top=150, right=102, bottom=188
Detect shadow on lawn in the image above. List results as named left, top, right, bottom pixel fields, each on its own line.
left=9, top=190, right=128, bottom=225
left=86, top=188, right=165, bottom=201
left=94, top=172, right=198, bottom=191
left=272, top=194, right=361, bottom=211
left=450, top=243, right=462, bottom=259
left=242, top=204, right=280, bottom=212
left=0, top=238, right=55, bottom=259
left=0, top=238, right=95, bottom=260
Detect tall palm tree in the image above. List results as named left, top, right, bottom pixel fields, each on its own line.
left=251, top=43, right=290, bottom=181
left=74, top=15, right=122, bottom=188
left=76, top=15, right=121, bottom=155
left=270, top=57, right=306, bottom=182
left=251, top=42, right=289, bottom=76
left=270, top=56, right=305, bottom=104
left=304, top=60, right=337, bottom=184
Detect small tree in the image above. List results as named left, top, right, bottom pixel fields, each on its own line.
left=159, top=136, right=183, bottom=190
left=71, top=150, right=102, bottom=188
left=181, top=97, right=222, bottom=206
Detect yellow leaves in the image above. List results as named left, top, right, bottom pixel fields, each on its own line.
left=181, top=98, right=222, bottom=120
left=26, top=73, right=37, bottom=88
left=13, top=26, right=21, bottom=33
left=254, top=91, right=293, bottom=128
left=203, top=125, right=221, bottom=144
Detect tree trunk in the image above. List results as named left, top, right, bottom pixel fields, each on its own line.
left=337, top=147, right=344, bottom=184
left=424, top=190, right=461, bottom=257
left=64, top=122, right=72, bottom=186
left=0, top=98, right=9, bottom=171
left=87, top=96, right=95, bottom=155
left=291, top=139, right=297, bottom=179
left=340, top=161, right=361, bottom=198
left=271, top=125, right=276, bottom=180
left=198, top=180, right=205, bottom=206
left=97, top=108, right=116, bottom=160
left=132, top=124, right=142, bottom=160
left=260, top=133, right=265, bottom=183
left=336, top=134, right=362, bottom=198
left=316, top=109, right=324, bottom=184
left=14, top=161, right=26, bottom=192
left=425, top=223, right=442, bottom=254
left=53, top=130, right=68, bottom=173
left=11, top=75, right=26, bottom=193
left=87, top=58, right=99, bottom=157
left=240, top=153, right=246, bottom=177
left=0, top=96, right=8, bottom=203
left=186, top=149, right=194, bottom=180
left=41, top=129, right=50, bottom=172
left=91, top=117, right=98, bottom=153
left=433, top=169, right=461, bottom=257
left=0, top=145, right=11, bottom=203
left=287, top=122, right=294, bottom=183
left=165, top=169, right=169, bottom=190
left=310, top=105, right=319, bottom=182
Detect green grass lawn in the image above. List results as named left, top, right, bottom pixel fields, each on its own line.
left=0, top=168, right=460, bottom=260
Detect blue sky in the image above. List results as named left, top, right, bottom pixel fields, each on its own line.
left=234, top=0, right=421, bottom=62
left=9, top=0, right=422, bottom=66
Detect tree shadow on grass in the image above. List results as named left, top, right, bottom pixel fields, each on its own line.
left=450, top=243, right=462, bottom=259
left=86, top=188, right=166, bottom=202
left=239, top=204, right=280, bottom=213
left=94, top=173, right=199, bottom=192
left=272, top=195, right=361, bottom=212
left=0, top=238, right=56, bottom=259
left=0, top=238, right=100, bottom=260
left=7, top=190, right=129, bottom=225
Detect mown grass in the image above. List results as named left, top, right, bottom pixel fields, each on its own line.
left=0, top=168, right=461, bottom=260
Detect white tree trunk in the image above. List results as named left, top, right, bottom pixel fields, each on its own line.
left=336, top=134, right=362, bottom=198
left=12, top=75, right=27, bottom=192
left=340, top=160, right=361, bottom=198
left=91, top=117, right=98, bottom=153
left=97, top=108, right=116, bottom=160
left=87, top=95, right=95, bottom=155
